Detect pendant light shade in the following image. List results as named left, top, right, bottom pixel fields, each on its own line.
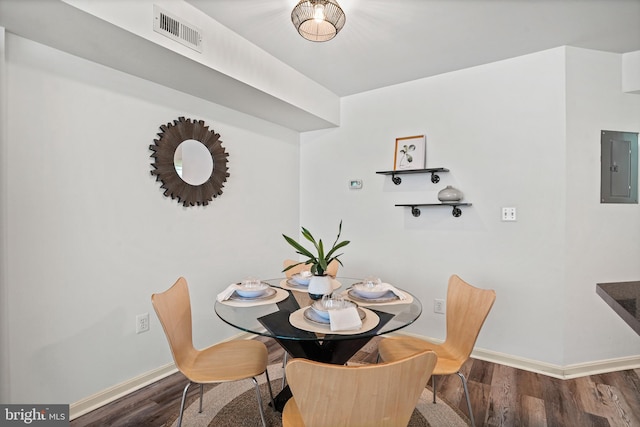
left=291, top=0, right=346, bottom=42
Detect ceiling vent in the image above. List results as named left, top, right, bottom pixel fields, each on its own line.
left=153, top=5, right=203, bottom=53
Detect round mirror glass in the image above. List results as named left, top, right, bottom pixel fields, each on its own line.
left=173, top=139, right=214, bottom=186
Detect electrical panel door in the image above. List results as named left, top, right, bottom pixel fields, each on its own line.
left=601, top=130, right=638, bottom=204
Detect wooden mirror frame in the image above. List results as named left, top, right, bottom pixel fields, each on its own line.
left=150, top=117, right=229, bottom=207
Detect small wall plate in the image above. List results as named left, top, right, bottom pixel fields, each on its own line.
left=349, top=179, right=363, bottom=189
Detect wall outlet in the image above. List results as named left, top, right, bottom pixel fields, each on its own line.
left=136, top=313, right=150, bottom=334
left=501, top=207, right=517, bottom=221
left=434, top=299, right=445, bottom=314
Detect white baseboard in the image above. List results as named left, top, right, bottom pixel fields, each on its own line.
left=70, top=332, right=253, bottom=420
left=70, top=362, right=178, bottom=420
left=470, top=346, right=640, bottom=379
left=391, top=331, right=640, bottom=379
left=71, top=331, right=640, bottom=420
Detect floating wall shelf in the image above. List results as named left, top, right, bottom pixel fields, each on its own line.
left=376, top=168, right=449, bottom=185
left=395, top=202, right=472, bottom=218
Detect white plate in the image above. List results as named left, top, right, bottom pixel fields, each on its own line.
left=291, top=273, right=311, bottom=286
left=303, top=306, right=366, bottom=325
left=230, top=286, right=276, bottom=301
left=351, top=283, right=390, bottom=299
left=286, top=278, right=309, bottom=289
left=311, top=299, right=357, bottom=319
left=233, top=282, right=271, bottom=298
left=347, top=288, right=399, bottom=303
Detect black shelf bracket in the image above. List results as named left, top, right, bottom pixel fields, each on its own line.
left=376, top=168, right=449, bottom=186
left=395, top=203, right=472, bottom=218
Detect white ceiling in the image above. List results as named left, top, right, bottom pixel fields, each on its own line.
left=0, top=0, right=638, bottom=131
left=186, top=0, right=640, bottom=96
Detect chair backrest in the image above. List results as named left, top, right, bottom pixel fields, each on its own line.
left=151, top=277, right=197, bottom=371
left=285, top=350, right=437, bottom=427
left=283, top=259, right=307, bottom=278
left=283, top=259, right=339, bottom=278
left=444, top=274, right=496, bottom=360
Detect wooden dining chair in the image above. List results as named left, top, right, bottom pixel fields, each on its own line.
left=377, top=274, right=496, bottom=427
left=282, top=350, right=437, bottom=427
left=151, top=277, right=274, bottom=427
left=281, top=258, right=339, bottom=390
left=283, top=258, right=339, bottom=278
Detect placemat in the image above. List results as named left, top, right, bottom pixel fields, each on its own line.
left=279, top=278, right=342, bottom=293
left=289, top=307, right=380, bottom=335
left=218, top=287, right=289, bottom=307
left=340, top=288, right=414, bottom=307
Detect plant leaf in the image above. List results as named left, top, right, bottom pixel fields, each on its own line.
left=300, top=226, right=321, bottom=253
left=282, top=234, right=315, bottom=259
left=283, top=261, right=304, bottom=272
left=325, top=240, right=350, bottom=259
left=282, top=220, right=350, bottom=276
left=317, top=239, right=326, bottom=272
left=330, top=220, right=344, bottom=248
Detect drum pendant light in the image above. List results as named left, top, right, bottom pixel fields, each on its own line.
left=291, top=0, right=346, bottom=42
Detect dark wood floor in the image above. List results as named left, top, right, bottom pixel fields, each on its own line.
left=71, top=336, right=640, bottom=427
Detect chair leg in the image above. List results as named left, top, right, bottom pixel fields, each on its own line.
left=264, top=367, right=275, bottom=410
left=198, top=383, right=204, bottom=413
left=432, top=375, right=437, bottom=404
left=177, top=381, right=192, bottom=427
left=281, top=352, right=288, bottom=390
left=252, top=377, right=268, bottom=427
left=456, top=371, right=475, bottom=427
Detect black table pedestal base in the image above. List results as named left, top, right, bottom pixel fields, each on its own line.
left=270, top=336, right=378, bottom=412
left=260, top=309, right=394, bottom=412
left=270, top=385, right=292, bottom=412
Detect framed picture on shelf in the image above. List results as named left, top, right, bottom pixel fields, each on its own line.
left=393, top=135, right=425, bottom=170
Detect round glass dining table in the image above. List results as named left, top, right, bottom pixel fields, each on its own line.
left=215, top=277, right=422, bottom=361
left=215, top=277, right=422, bottom=410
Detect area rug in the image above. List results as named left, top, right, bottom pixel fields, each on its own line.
left=167, top=364, right=470, bottom=426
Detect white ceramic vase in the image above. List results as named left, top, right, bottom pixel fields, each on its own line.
left=438, top=185, right=463, bottom=202
left=308, top=275, right=332, bottom=300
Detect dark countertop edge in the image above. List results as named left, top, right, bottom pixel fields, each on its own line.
left=596, top=282, right=640, bottom=336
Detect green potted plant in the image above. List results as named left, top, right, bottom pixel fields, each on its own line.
left=282, top=221, right=350, bottom=299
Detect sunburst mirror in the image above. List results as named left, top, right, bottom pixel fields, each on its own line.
left=150, top=117, right=229, bottom=207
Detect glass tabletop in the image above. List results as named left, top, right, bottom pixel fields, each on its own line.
left=214, top=277, right=422, bottom=341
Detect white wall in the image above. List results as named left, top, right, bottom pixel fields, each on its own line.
left=622, top=50, right=640, bottom=94
left=564, top=47, right=640, bottom=364
left=300, top=47, right=640, bottom=367
left=0, top=26, right=10, bottom=402
left=3, top=32, right=639, bottom=408
left=1, top=34, right=301, bottom=404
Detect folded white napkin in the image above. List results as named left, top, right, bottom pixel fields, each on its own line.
left=328, top=307, right=362, bottom=332
left=216, top=283, right=240, bottom=302
left=378, top=283, right=407, bottom=300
